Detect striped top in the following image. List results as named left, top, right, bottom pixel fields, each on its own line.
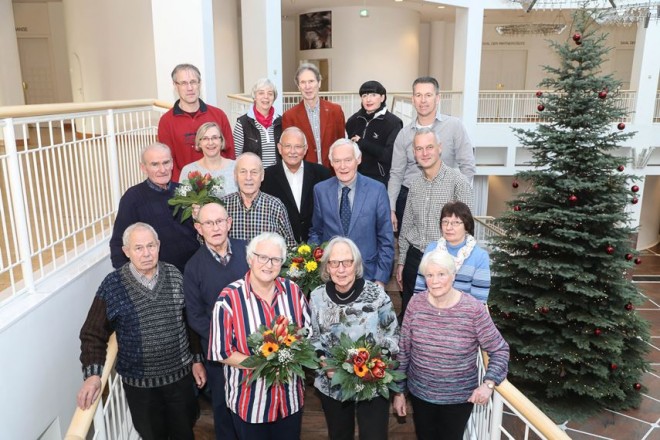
left=209, top=272, right=311, bottom=423
left=397, top=292, right=509, bottom=404
left=414, top=238, right=491, bottom=303
left=233, top=107, right=279, bottom=168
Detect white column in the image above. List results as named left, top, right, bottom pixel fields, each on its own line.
left=473, top=175, right=489, bottom=217
left=240, top=0, right=283, bottom=113
left=213, top=0, right=241, bottom=111
left=152, top=0, right=217, bottom=105
left=629, top=20, right=660, bottom=125
left=0, top=0, right=24, bottom=107
left=452, top=5, right=483, bottom=132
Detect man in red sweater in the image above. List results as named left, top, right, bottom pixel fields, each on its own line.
left=158, top=63, right=235, bottom=181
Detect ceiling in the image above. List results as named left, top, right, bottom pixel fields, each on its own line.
left=280, top=0, right=457, bottom=22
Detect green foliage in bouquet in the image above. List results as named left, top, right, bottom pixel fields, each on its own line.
left=280, top=243, right=326, bottom=295
left=168, top=170, right=225, bottom=222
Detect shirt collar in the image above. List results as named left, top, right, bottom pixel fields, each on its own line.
left=206, top=239, right=233, bottom=258
left=146, top=179, right=173, bottom=192
left=282, top=160, right=304, bottom=176
left=173, top=98, right=208, bottom=115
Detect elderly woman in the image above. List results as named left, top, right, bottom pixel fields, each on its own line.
left=393, top=249, right=509, bottom=440
left=233, top=78, right=282, bottom=168
left=208, top=232, right=310, bottom=440
left=309, top=236, right=399, bottom=440
left=179, top=122, right=237, bottom=195
left=413, top=201, right=490, bottom=303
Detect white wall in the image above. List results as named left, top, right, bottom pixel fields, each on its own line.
left=0, top=248, right=112, bottom=439
left=1, top=0, right=25, bottom=107
left=637, top=175, right=660, bottom=250
left=295, top=6, right=419, bottom=93
left=282, top=17, right=298, bottom=93
left=214, top=0, right=242, bottom=110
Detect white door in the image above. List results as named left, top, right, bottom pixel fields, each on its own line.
left=480, top=50, right=527, bottom=90
left=17, top=38, right=57, bottom=104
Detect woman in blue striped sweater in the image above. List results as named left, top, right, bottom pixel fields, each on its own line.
left=413, top=201, right=490, bottom=303
left=393, top=249, right=509, bottom=440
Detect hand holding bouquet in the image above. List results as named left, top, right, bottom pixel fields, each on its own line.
left=168, top=170, right=225, bottom=222
left=324, top=333, right=405, bottom=401
left=240, top=316, right=319, bottom=387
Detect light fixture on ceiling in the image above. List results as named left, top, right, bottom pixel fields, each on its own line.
left=496, top=23, right=568, bottom=35
left=360, top=8, right=369, bottom=17
left=437, top=5, right=446, bottom=8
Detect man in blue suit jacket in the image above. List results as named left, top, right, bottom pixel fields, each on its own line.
left=309, top=138, right=394, bottom=286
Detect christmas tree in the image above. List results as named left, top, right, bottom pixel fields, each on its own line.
left=489, top=10, right=650, bottom=422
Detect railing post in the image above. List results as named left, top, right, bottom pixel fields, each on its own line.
left=105, top=110, right=122, bottom=210
left=92, top=401, right=108, bottom=440
left=2, top=118, right=35, bottom=293
left=489, top=392, right=504, bottom=440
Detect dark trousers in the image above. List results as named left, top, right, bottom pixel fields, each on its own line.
left=319, top=392, right=390, bottom=440
left=401, top=246, right=423, bottom=320
left=123, top=372, right=198, bottom=440
left=206, top=359, right=238, bottom=440
left=395, top=185, right=409, bottom=234
left=409, top=393, right=474, bottom=440
left=231, top=409, right=303, bottom=440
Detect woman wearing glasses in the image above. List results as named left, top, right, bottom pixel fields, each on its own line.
left=179, top=122, right=237, bottom=195
left=309, top=236, right=399, bottom=440
left=208, top=232, right=310, bottom=439
left=413, top=201, right=490, bottom=303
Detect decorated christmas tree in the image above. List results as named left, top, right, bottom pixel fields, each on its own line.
left=489, top=10, right=650, bottom=422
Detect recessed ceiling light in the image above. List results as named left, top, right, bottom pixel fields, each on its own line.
left=437, top=5, right=446, bottom=8
left=395, top=0, right=403, bottom=2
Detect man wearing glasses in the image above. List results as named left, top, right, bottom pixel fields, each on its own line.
left=262, top=127, right=331, bottom=242
left=184, top=202, right=248, bottom=440
left=397, top=127, right=474, bottom=319
left=158, top=63, right=235, bottom=181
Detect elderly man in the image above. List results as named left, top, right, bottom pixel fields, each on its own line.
left=158, top=63, right=235, bottom=181
left=109, top=142, right=199, bottom=273
left=184, top=202, right=247, bottom=440
left=77, top=222, right=205, bottom=440
left=262, top=127, right=331, bottom=242
left=221, top=152, right=296, bottom=248
left=397, top=127, right=474, bottom=318
left=388, top=76, right=476, bottom=232
left=309, top=139, right=394, bottom=287
left=282, top=63, right=345, bottom=168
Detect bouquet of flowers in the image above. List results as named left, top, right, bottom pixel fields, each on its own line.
left=168, top=171, right=224, bottom=222
left=324, top=333, right=405, bottom=401
left=280, top=243, right=326, bottom=295
left=240, top=315, right=320, bottom=387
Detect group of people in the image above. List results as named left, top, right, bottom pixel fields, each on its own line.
left=75, top=62, right=509, bottom=440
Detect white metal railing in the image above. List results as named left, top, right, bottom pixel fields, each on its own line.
left=655, top=91, right=660, bottom=123
left=0, top=100, right=167, bottom=305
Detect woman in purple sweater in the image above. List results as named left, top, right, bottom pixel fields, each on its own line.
left=393, top=249, right=509, bottom=440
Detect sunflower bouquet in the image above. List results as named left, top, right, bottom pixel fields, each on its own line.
left=168, top=170, right=225, bottom=222
left=323, top=333, right=405, bottom=401
left=240, top=315, right=320, bottom=387
left=280, top=243, right=326, bottom=295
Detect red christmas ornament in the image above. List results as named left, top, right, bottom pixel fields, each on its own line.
left=625, top=253, right=633, bottom=261
left=594, top=328, right=602, bottom=336
left=532, top=243, right=540, bottom=250
left=625, top=302, right=634, bottom=311
left=535, top=90, right=543, bottom=98
left=512, top=181, right=519, bottom=188
left=632, top=197, right=639, bottom=205
left=572, top=32, right=582, bottom=42
left=605, top=245, right=615, bottom=255
left=617, top=165, right=625, bottom=172
left=631, top=185, right=639, bottom=193
left=634, top=257, right=642, bottom=265
left=568, top=194, right=578, bottom=204
left=617, top=122, right=626, bottom=130
left=610, top=363, right=618, bottom=370
left=513, top=205, right=521, bottom=212
left=539, top=306, right=549, bottom=314
left=576, top=40, right=582, bottom=46
left=633, top=383, right=642, bottom=391
left=598, top=90, right=608, bottom=99
left=537, top=104, right=545, bottom=112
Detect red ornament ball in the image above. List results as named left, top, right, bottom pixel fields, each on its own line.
left=617, top=122, right=626, bottom=130
left=513, top=205, right=521, bottom=212
left=631, top=185, right=639, bottom=193
left=512, top=181, right=519, bottom=188
left=617, top=165, right=625, bottom=172
left=532, top=243, right=540, bottom=250
left=539, top=306, right=549, bottom=314
left=537, top=104, right=545, bottom=112
left=634, top=383, right=642, bottom=391
left=632, top=197, right=639, bottom=205
left=625, top=302, right=634, bottom=311
left=594, top=328, right=602, bottom=336
left=625, top=253, right=633, bottom=261
left=576, top=40, right=582, bottom=46
left=634, top=257, right=642, bottom=265
left=605, top=245, right=615, bottom=255
left=568, top=194, right=578, bottom=203
left=535, top=90, right=543, bottom=98
left=572, top=32, right=581, bottom=42
left=610, top=363, right=618, bottom=371
left=598, top=90, right=608, bottom=99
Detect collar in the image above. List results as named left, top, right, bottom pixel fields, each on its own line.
left=282, top=160, right=304, bottom=176
left=304, top=99, right=320, bottom=111
left=338, top=175, right=358, bottom=192
left=423, top=162, right=447, bottom=182
left=410, top=114, right=444, bottom=131
left=206, top=238, right=232, bottom=258
left=146, top=179, right=173, bottom=192
left=172, top=98, right=208, bottom=116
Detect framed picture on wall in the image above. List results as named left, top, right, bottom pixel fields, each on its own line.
left=300, top=11, right=332, bottom=50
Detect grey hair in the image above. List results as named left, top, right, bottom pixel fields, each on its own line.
left=419, top=249, right=456, bottom=276
left=295, top=63, right=322, bottom=85
left=140, top=142, right=171, bottom=164
left=251, top=78, right=278, bottom=100
left=235, top=152, right=264, bottom=174
left=413, top=126, right=440, bottom=144
left=122, top=222, right=159, bottom=247
left=171, top=64, right=201, bottom=82
left=320, top=236, right=364, bottom=282
left=412, top=76, right=440, bottom=94
left=279, top=126, right=308, bottom=146
left=329, top=138, right=362, bottom=162
left=246, top=232, right=287, bottom=262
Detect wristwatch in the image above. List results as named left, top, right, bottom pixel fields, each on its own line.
left=485, top=382, right=495, bottom=390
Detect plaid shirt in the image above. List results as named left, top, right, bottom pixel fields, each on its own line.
left=222, top=191, right=296, bottom=248
left=209, top=273, right=311, bottom=423
left=398, top=162, right=474, bottom=263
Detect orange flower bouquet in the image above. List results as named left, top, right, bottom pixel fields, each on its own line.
left=240, top=315, right=320, bottom=387
left=323, top=333, right=405, bottom=401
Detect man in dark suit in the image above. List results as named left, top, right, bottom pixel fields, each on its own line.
left=309, top=139, right=394, bottom=287
left=263, top=127, right=331, bottom=243
left=282, top=63, right=345, bottom=169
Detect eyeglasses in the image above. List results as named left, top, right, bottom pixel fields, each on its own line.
left=252, top=252, right=284, bottom=266
left=441, top=220, right=464, bottom=227
left=424, top=272, right=451, bottom=280
left=327, top=259, right=354, bottom=269
left=175, top=80, right=200, bottom=88
left=361, top=93, right=381, bottom=98
left=280, top=144, right=306, bottom=151
left=199, top=218, right=228, bottom=228
left=331, top=158, right=356, bottom=166
left=201, top=135, right=222, bottom=143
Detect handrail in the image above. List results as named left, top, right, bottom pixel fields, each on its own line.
left=64, top=333, right=118, bottom=440
left=474, top=216, right=506, bottom=237
left=0, top=99, right=172, bottom=119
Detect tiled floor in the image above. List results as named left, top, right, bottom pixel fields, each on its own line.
left=194, top=245, right=660, bottom=439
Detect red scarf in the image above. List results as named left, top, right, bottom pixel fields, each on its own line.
left=253, top=105, right=274, bottom=128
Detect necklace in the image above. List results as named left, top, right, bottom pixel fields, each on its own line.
left=337, top=286, right=359, bottom=303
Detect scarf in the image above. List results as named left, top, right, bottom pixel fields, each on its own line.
left=253, top=105, right=274, bottom=128
left=435, top=234, right=477, bottom=272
